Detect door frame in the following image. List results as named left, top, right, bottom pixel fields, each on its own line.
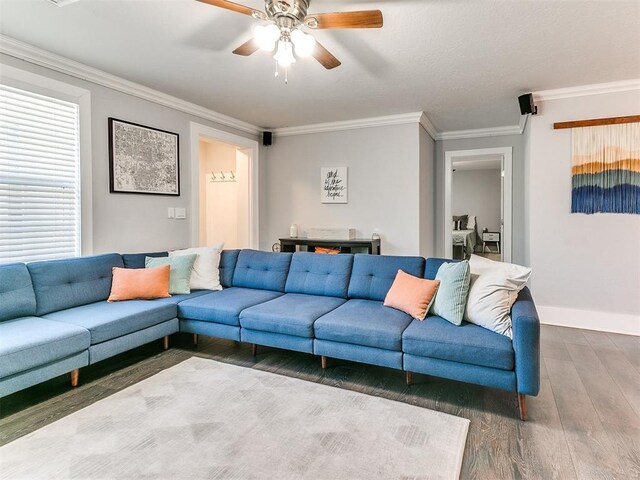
left=444, top=146, right=513, bottom=262
left=190, top=122, right=259, bottom=249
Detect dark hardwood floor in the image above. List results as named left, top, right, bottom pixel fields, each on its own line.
left=1, top=325, right=638, bottom=479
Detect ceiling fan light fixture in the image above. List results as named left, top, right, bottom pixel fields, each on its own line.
left=254, top=24, right=281, bottom=51
left=291, top=29, right=316, bottom=58
left=274, top=40, right=296, bottom=67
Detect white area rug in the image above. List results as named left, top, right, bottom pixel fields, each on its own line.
left=0, top=357, right=469, bottom=479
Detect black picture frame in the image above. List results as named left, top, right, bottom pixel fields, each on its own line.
left=108, top=117, right=180, bottom=196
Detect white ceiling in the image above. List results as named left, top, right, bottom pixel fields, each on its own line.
left=0, top=0, right=638, bottom=131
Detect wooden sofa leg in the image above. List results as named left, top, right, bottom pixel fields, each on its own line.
left=252, top=344, right=258, bottom=357
left=162, top=336, right=169, bottom=350
left=321, top=355, right=328, bottom=369
left=405, top=371, right=413, bottom=385
left=193, top=334, right=198, bottom=346
left=518, top=394, right=527, bottom=421
left=70, top=369, right=79, bottom=388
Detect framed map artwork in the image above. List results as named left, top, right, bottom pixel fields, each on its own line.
left=108, top=118, right=180, bottom=196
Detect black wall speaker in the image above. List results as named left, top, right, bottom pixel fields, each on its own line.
left=263, top=131, right=273, bottom=146
left=518, top=93, right=537, bottom=115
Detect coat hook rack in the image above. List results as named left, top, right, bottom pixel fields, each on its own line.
left=210, top=170, right=237, bottom=183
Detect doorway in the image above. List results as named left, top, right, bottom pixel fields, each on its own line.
left=190, top=123, right=259, bottom=249
left=444, top=147, right=512, bottom=262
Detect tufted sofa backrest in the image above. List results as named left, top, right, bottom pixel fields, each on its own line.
left=347, top=254, right=426, bottom=302
left=27, top=253, right=124, bottom=315
left=219, top=249, right=241, bottom=288
left=121, top=251, right=168, bottom=269
left=232, top=250, right=292, bottom=292
left=285, top=252, right=354, bottom=298
left=424, top=257, right=460, bottom=280
left=0, top=263, right=37, bottom=322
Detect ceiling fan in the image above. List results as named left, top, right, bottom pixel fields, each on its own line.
left=196, top=0, right=383, bottom=80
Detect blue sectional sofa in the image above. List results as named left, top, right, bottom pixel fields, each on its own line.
left=0, top=249, right=540, bottom=420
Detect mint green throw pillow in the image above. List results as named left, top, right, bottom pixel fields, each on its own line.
left=145, top=254, right=197, bottom=295
left=430, top=260, right=471, bottom=325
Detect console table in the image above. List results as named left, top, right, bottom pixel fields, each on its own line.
left=279, top=238, right=381, bottom=255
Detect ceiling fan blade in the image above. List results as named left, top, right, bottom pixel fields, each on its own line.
left=232, top=38, right=260, bottom=56
left=305, top=10, right=383, bottom=29
left=196, top=0, right=263, bottom=18
left=312, top=42, right=341, bottom=70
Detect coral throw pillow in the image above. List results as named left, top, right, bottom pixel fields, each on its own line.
left=384, top=270, right=440, bottom=320
left=107, top=266, right=171, bottom=302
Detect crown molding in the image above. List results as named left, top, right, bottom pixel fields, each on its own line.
left=435, top=123, right=523, bottom=141
left=272, top=112, right=435, bottom=138
left=533, top=78, right=640, bottom=102
left=418, top=112, right=438, bottom=139
left=0, top=34, right=262, bottom=136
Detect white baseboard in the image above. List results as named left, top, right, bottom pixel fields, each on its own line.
left=537, top=305, right=640, bottom=336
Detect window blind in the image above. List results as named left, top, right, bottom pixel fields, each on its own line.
left=0, top=84, right=81, bottom=264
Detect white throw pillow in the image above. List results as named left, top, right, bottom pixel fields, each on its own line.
left=467, top=215, right=476, bottom=230
left=169, top=244, right=224, bottom=291
left=464, top=254, right=532, bottom=338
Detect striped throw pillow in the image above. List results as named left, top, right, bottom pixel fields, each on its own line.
left=430, top=260, right=471, bottom=325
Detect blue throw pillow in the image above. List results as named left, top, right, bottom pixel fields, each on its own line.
left=430, top=260, right=471, bottom=325
left=145, top=254, right=197, bottom=295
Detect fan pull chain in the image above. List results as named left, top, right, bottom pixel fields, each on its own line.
left=285, top=67, right=288, bottom=85
left=274, top=60, right=279, bottom=78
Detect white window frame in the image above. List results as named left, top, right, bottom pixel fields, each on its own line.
left=0, top=63, right=93, bottom=257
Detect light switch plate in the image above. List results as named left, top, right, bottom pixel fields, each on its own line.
left=167, top=207, right=175, bottom=219
left=175, top=208, right=187, bottom=219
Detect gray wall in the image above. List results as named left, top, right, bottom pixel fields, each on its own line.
left=260, top=124, right=426, bottom=256
left=435, top=134, right=526, bottom=264
left=452, top=168, right=502, bottom=234
left=1, top=53, right=258, bottom=255
left=419, top=126, right=436, bottom=257
left=527, top=89, right=640, bottom=317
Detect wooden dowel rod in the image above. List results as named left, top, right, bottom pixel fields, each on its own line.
left=554, top=115, right=640, bottom=130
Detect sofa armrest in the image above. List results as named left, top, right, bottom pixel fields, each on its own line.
left=511, top=287, right=540, bottom=396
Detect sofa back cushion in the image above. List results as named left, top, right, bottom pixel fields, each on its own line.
left=285, top=252, right=354, bottom=298
left=219, top=249, right=241, bottom=288
left=348, top=254, right=426, bottom=302
left=28, top=253, right=124, bottom=315
left=122, top=251, right=168, bottom=269
left=0, top=263, right=37, bottom=321
left=424, top=257, right=459, bottom=280
left=232, top=250, right=292, bottom=292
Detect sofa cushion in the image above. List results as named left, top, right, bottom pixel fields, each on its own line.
left=424, top=258, right=459, bottom=280
left=347, top=255, right=425, bottom=302
left=43, top=300, right=177, bottom=345
left=232, top=250, right=292, bottom=292
left=0, top=263, right=36, bottom=322
left=122, top=251, right=168, bottom=269
left=284, top=252, right=353, bottom=298
left=177, top=287, right=282, bottom=326
left=219, top=250, right=240, bottom=288
left=402, top=315, right=515, bottom=371
left=314, top=299, right=413, bottom=351
left=154, top=290, right=213, bottom=305
left=0, top=316, right=90, bottom=378
left=240, top=293, right=346, bottom=338
left=28, top=254, right=124, bottom=315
